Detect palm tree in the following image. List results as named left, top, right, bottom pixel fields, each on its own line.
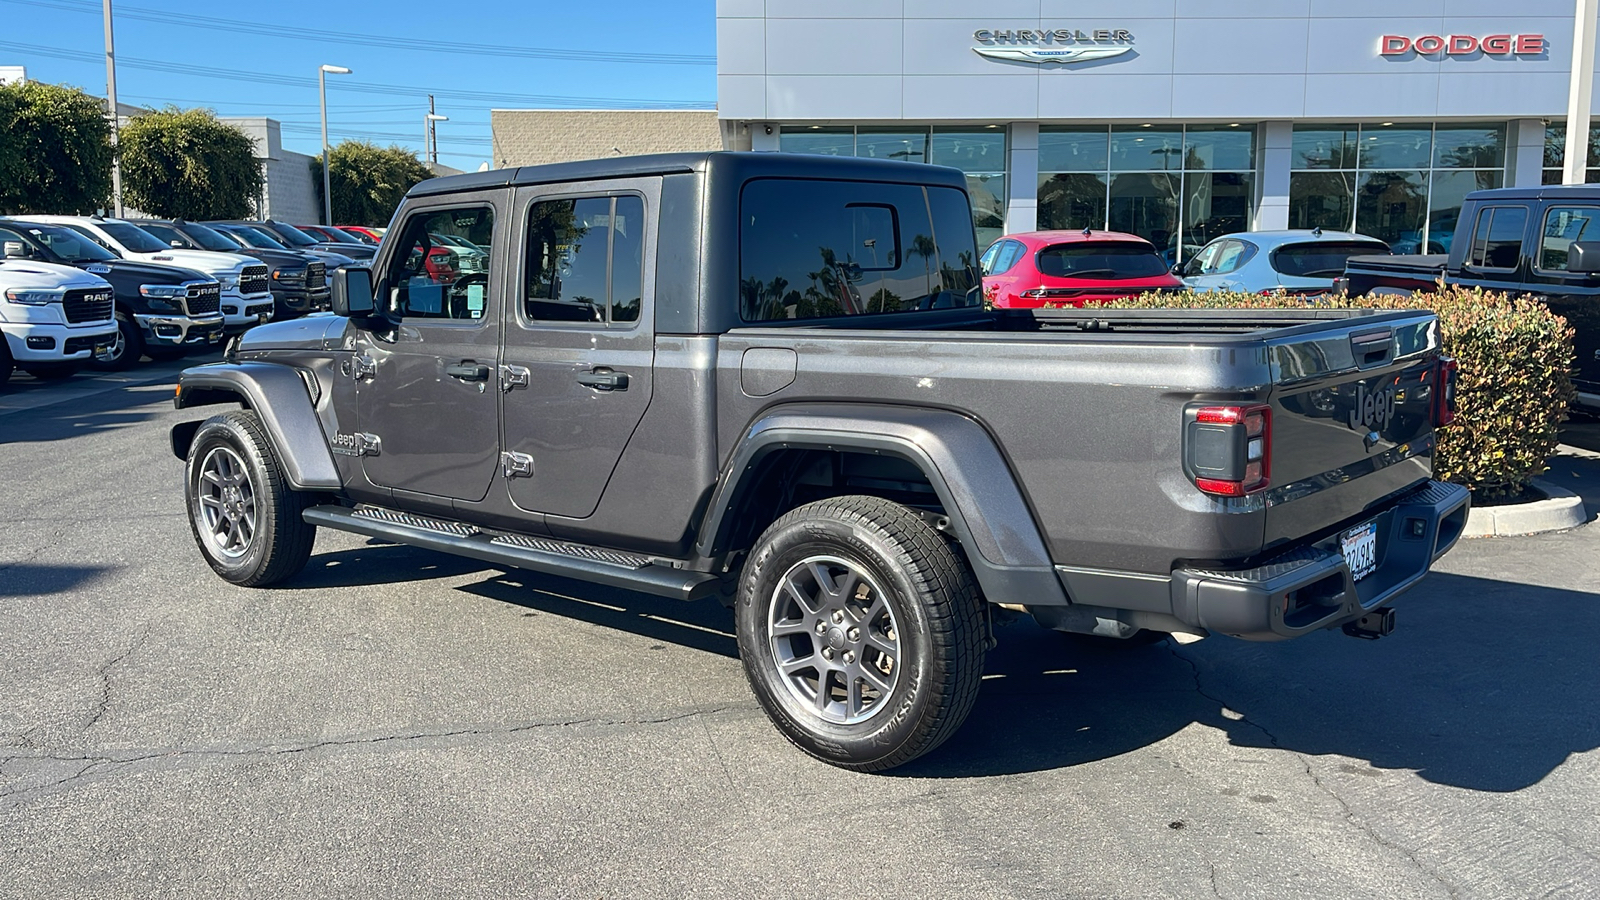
left=909, top=233, right=937, bottom=297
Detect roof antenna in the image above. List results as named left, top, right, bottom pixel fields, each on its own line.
left=1312, top=225, right=1323, bottom=237
left=1082, top=226, right=1092, bottom=236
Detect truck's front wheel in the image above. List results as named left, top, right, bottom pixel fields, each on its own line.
left=736, top=496, right=985, bottom=771
left=184, top=410, right=317, bottom=586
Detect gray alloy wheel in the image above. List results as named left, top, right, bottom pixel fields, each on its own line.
left=92, top=310, right=142, bottom=371
left=767, top=555, right=902, bottom=725
left=736, top=495, right=986, bottom=772
left=195, top=445, right=257, bottom=559
left=185, top=410, right=316, bottom=586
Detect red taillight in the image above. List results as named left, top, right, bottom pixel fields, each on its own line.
left=1186, top=404, right=1271, bottom=497
left=1435, top=357, right=1458, bottom=427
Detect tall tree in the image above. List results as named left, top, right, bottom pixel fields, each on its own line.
left=0, top=80, right=113, bottom=215
left=119, top=107, right=262, bottom=219
left=311, top=141, right=432, bottom=226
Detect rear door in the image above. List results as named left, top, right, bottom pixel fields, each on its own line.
left=354, top=197, right=503, bottom=501
left=500, top=178, right=658, bottom=519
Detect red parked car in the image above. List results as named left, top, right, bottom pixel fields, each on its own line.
left=980, top=230, right=1183, bottom=308
left=336, top=225, right=385, bottom=245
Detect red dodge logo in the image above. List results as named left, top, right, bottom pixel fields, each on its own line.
left=1380, top=33, right=1545, bottom=56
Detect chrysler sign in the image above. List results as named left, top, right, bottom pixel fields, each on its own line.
left=1380, top=33, right=1546, bottom=56
left=973, top=27, right=1134, bottom=65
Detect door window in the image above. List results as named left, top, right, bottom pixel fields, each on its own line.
left=524, top=195, right=645, bottom=325
left=1537, top=206, right=1600, bottom=271
left=385, top=206, right=494, bottom=320
left=1467, top=206, right=1527, bottom=270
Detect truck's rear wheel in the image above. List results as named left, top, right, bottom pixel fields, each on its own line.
left=735, top=495, right=985, bottom=771
left=184, top=409, right=316, bottom=586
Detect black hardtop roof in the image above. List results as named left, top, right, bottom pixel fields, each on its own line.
left=406, top=151, right=972, bottom=198
left=1466, top=184, right=1600, bottom=202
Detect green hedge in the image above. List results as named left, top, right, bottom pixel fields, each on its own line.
left=1103, top=287, right=1576, bottom=500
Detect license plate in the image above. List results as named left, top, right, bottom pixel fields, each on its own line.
left=1341, top=521, right=1378, bottom=582
left=208, top=331, right=221, bottom=343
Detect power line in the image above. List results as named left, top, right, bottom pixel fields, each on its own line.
left=3, top=0, right=716, bottom=66
left=0, top=41, right=714, bottom=108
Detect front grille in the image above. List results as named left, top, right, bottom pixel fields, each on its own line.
left=62, top=288, right=114, bottom=324
left=305, top=262, right=326, bottom=290
left=185, top=282, right=221, bottom=316
left=240, top=265, right=270, bottom=295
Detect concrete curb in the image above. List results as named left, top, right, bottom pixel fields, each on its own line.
left=1464, top=480, right=1589, bottom=538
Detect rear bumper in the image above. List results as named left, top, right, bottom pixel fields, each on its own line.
left=1169, top=480, right=1470, bottom=641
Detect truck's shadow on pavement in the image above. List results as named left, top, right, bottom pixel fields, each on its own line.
left=294, top=544, right=1599, bottom=794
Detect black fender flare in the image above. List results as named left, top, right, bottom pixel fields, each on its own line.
left=696, top=403, right=1067, bottom=607
left=170, top=362, right=342, bottom=490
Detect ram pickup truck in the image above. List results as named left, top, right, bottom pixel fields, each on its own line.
left=135, top=219, right=328, bottom=319
left=0, top=219, right=223, bottom=368
left=0, top=258, right=116, bottom=384
left=169, top=152, right=1469, bottom=771
left=1339, top=184, right=1600, bottom=410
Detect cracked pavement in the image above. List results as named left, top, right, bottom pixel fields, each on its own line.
left=1, top=362, right=1598, bottom=898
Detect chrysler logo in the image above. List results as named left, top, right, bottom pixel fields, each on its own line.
left=973, top=27, right=1134, bottom=66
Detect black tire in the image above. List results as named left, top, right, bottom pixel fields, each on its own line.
left=145, top=346, right=188, bottom=362
left=184, top=409, right=317, bottom=586
left=21, top=362, right=80, bottom=380
left=93, top=310, right=143, bottom=371
left=735, top=495, right=986, bottom=772
left=0, top=338, right=12, bottom=388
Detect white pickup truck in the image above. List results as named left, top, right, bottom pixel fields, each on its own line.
left=30, top=215, right=275, bottom=334
left=0, top=258, right=117, bottom=385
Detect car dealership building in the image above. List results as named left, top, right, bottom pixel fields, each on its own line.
left=716, top=0, right=1600, bottom=258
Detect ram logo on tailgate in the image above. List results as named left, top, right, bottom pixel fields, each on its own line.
left=1347, top=383, right=1397, bottom=431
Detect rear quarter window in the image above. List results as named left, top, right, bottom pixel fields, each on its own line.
left=739, top=179, right=981, bottom=321
left=1035, top=241, right=1169, bottom=280
left=1272, top=241, right=1390, bottom=278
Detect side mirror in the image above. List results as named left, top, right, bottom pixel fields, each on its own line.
left=330, top=266, right=376, bottom=318
left=1568, top=240, right=1600, bottom=273
left=2, top=241, right=27, bottom=259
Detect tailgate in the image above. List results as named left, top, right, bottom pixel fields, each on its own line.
left=1262, top=312, right=1440, bottom=551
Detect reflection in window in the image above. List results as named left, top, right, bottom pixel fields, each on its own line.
left=1109, top=172, right=1180, bottom=259
left=739, top=179, right=980, bottom=322
left=1355, top=171, right=1428, bottom=249
left=1467, top=206, right=1527, bottom=269
left=779, top=127, right=854, bottom=156
left=1288, top=171, right=1355, bottom=231
left=856, top=129, right=927, bottom=163
left=1539, top=206, right=1599, bottom=270
left=1038, top=173, right=1109, bottom=232
left=387, top=206, right=494, bottom=320
left=524, top=195, right=644, bottom=324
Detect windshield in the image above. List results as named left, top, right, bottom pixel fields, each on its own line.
left=339, top=227, right=378, bottom=244
left=223, top=225, right=289, bottom=251
left=1036, top=242, right=1170, bottom=280
left=1272, top=241, right=1391, bottom=278
left=146, top=221, right=241, bottom=253
left=311, top=225, right=361, bottom=244
left=15, top=223, right=117, bottom=261
left=101, top=221, right=172, bottom=253
left=265, top=223, right=318, bottom=247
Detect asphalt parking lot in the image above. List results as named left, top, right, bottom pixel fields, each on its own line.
left=2, top=362, right=1598, bottom=899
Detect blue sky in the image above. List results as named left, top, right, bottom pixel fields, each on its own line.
left=1, top=0, right=716, bottom=167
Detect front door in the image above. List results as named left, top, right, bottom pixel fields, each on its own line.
left=1526, top=203, right=1600, bottom=396
left=500, top=180, right=657, bottom=519
left=356, top=200, right=502, bottom=502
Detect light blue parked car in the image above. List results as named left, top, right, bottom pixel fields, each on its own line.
left=1180, top=229, right=1390, bottom=295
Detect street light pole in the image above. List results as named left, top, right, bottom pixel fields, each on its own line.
left=103, top=0, right=121, bottom=216
left=425, top=113, right=449, bottom=170
left=318, top=64, right=351, bottom=225
left=1565, top=0, right=1599, bottom=184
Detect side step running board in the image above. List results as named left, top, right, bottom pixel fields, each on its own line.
left=302, top=505, right=721, bottom=602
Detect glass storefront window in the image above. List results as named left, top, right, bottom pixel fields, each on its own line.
left=1288, top=171, right=1355, bottom=231
left=966, top=173, right=1006, bottom=249
left=1292, top=126, right=1359, bottom=169
left=1183, top=172, right=1254, bottom=257
left=1039, top=127, right=1110, bottom=172
left=1109, top=172, right=1180, bottom=260
left=1542, top=124, right=1600, bottom=183
left=1427, top=169, right=1503, bottom=254
left=1358, top=125, right=1432, bottom=170
left=780, top=127, right=854, bottom=156
left=1182, top=125, right=1255, bottom=171
left=930, top=127, right=1005, bottom=172
left=1037, top=173, right=1108, bottom=232
left=1111, top=126, right=1184, bottom=171
left=1433, top=125, right=1505, bottom=169
left=1356, top=170, right=1429, bottom=249
left=856, top=128, right=927, bottom=164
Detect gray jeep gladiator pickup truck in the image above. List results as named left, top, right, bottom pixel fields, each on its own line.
left=170, top=152, right=1469, bottom=771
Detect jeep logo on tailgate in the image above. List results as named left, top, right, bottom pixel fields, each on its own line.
left=1347, top=384, right=1396, bottom=431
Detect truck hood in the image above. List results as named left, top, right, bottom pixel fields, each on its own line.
left=237, top=313, right=348, bottom=351
left=228, top=247, right=311, bottom=270
left=76, top=258, right=211, bottom=285
left=0, top=259, right=111, bottom=291
left=124, top=248, right=257, bottom=276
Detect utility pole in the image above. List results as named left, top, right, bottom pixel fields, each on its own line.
left=319, top=64, right=352, bottom=225
left=1565, top=0, right=1599, bottom=184
left=103, top=0, right=121, bottom=216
